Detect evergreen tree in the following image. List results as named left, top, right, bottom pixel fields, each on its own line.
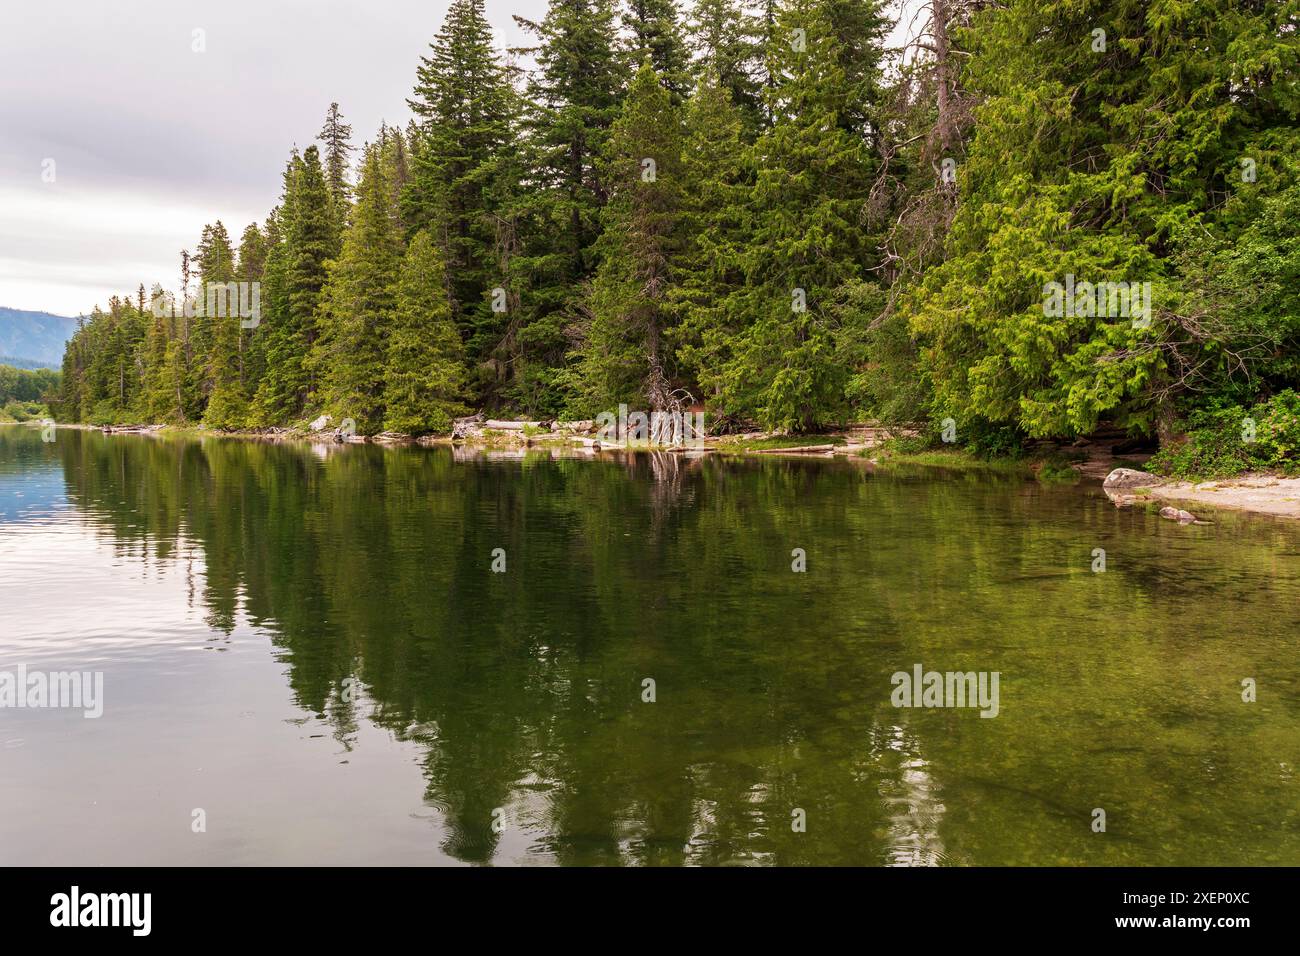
left=901, top=0, right=1300, bottom=440
left=253, top=146, right=338, bottom=422
left=194, top=221, right=248, bottom=427
left=313, top=145, right=402, bottom=433
left=623, top=0, right=692, bottom=103
left=707, top=0, right=878, bottom=426
left=715, top=0, right=878, bottom=431
left=138, top=284, right=182, bottom=423
left=317, top=102, right=355, bottom=215
left=685, top=0, right=764, bottom=134
left=406, top=0, right=518, bottom=399
left=573, top=61, right=685, bottom=413
left=668, top=67, right=747, bottom=405
left=510, top=0, right=625, bottom=414
left=191, top=222, right=235, bottom=399
left=823, top=0, right=890, bottom=137
left=234, top=220, right=269, bottom=399
left=383, top=230, right=469, bottom=434
left=381, top=124, right=412, bottom=232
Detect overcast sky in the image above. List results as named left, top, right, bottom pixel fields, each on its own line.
left=1, top=0, right=915, bottom=317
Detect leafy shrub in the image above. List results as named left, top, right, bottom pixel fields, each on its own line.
left=2, top=400, right=43, bottom=422
left=1149, top=390, right=1300, bottom=479
left=962, top=421, right=1026, bottom=461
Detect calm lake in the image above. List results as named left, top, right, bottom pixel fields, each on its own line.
left=2, top=425, right=1298, bottom=866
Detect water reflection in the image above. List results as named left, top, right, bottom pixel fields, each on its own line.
left=1, top=425, right=1298, bottom=865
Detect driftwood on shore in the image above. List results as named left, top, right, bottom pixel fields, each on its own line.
left=452, top=413, right=485, bottom=441
left=749, top=444, right=837, bottom=455
left=100, top=424, right=165, bottom=435
left=484, top=419, right=546, bottom=431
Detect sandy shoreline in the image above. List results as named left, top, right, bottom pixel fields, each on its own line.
left=1103, top=467, right=1300, bottom=521
left=1146, top=475, right=1300, bottom=521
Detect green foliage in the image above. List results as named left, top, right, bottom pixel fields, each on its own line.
left=571, top=61, right=685, bottom=415
left=1, top=400, right=44, bottom=422
left=961, top=421, right=1027, bottom=461
left=383, top=231, right=468, bottom=434
left=903, top=0, right=1300, bottom=441
left=1149, top=391, right=1300, bottom=479
left=53, top=0, right=1300, bottom=459
left=317, top=101, right=355, bottom=214
left=624, top=0, right=692, bottom=103
left=0, top=364, right=59, bottom=406
left=685, top=0, right=764, bottom=135
left=314, top=147, right=403, bottom=434
left=405, top=0, right=517, bottom=399
left=711, top=0, right=883, bottom=432
left=254, top=145, right=339, bottom=423
left=507, top=0, right=625, bottom=415
left=669, top=67, right=746, bottom=408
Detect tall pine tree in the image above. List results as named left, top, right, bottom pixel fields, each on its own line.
left=313, top=145, right=402, bottom=434
left=716, top=0, right=879, bottom=431
left=383, top=230, right=469, bottom=434
left=405, top=0, right=517, bottom=393
left=623, top=0, right=692, bottom=104
left=253, top=146, right=339, bottom=423
left=573, top=61, right=685, bottom=414
left=509, top=0, right=625, bottom=414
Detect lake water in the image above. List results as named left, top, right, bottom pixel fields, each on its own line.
left=2, top=425, right=1298, bottom=865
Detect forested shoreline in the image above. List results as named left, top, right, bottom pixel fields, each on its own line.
left=0, top=363, right=59, bottom=422
left=54, top=0, right=1300, bottom=466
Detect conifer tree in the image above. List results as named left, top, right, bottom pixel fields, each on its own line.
left=716, top=0, right=878, bottom=431
left=406, top=0, right=517, bottom=394
left=381, top=125, right=412, bottom=233
left=249, top=207, right=288, bottom=419
left=138, top=284, right=182, bottom=423
left=668, top=66, right=747, bottom=404
left=511, top=0, right=625, bottom=413
left=193, top=221, right=239, bottom=419
left=623, top=0, right=692, bottom=104
left=383, top=230, right=468, bottom=434
left=574, top=61, right=685, bottom=413
left=253, top=146, right=338, bottom=422
left=317, top=102, right=355, bottom=216
left=900, top=0, right=1300, bottom=440
left=685, top=0, right=764, bottom=134
left=314, top=146, right=402, bottom=433
left=823, top=0, right=890, bottom=137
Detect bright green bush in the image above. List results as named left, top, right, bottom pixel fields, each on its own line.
left=1149, top=390, right=1300, bottom=479
left=2, top=400, right=44, bottom=422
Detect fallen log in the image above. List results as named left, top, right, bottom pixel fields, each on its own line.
left=750, top=444, right=837, bottom=454
left=484, top=419, right=542, bottom=431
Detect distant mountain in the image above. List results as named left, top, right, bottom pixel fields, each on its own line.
left=0, top=308, right=80, bottom=368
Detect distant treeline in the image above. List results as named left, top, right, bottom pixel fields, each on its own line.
left=0, top=363, right=59, bottom=406
left=55, top=0, right=1300, bottom=445
left=0, top=356, right=59, bottom=372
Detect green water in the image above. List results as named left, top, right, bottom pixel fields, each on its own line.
left=1, top=425, right=1298, bottom=865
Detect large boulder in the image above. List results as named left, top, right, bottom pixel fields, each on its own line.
left=1103, top=468, right=1162, bottom=491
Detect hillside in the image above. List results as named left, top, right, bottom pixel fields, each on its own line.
left=0, top=307, right=79, bottom=368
